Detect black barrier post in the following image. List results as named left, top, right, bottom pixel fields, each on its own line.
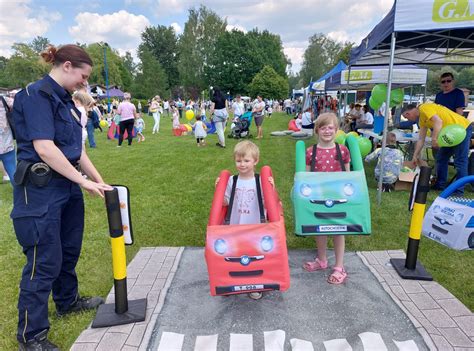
left=391, top=166, right=433, bottom=280
left=92, top=188, right=147, bottom=328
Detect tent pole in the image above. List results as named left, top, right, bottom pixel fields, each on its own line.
left=377, top=32, right=397, bottom=205
left=343, top=66, right=351, bottom=121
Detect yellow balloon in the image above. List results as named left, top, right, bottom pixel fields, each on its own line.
left=185, top=110, right=195, bottom=120
left=99, top=120, right=108, bottom=128
left=184, top=124, right=192, bottom=132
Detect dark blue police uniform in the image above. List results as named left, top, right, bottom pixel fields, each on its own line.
left=11, top=75, right=85, bottom=343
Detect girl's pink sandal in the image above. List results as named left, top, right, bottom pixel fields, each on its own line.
left=303, top=258, right=328, bottom=272
left=327, top=266, right=347, bottom=284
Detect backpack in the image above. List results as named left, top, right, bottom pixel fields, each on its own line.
left=1, top=96, right=15, bottom=139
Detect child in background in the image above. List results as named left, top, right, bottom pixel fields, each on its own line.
left=72, top=91, right=94, bottom=146
left=303, top=112, right=351, bottom=285
left=193, top=115, right=207, bottom=146
left=135, top=115, right=146, bottom=142
left=365, top=132, right=404, bottom=192
left=200, top=102, right=207, bottom=122
left=267, top=105, right=273, bottom=118
left=171, top=106, right=180, bottom=129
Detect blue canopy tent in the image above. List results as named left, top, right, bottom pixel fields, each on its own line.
left=348, top=0, right=474, bottom=204
left=302, top=60, right=348, bottom=111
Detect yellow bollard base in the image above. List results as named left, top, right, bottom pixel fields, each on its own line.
left=91, top=298, right=147, bottom=328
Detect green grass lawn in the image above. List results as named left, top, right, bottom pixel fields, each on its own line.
left=0, top=111, right=472, bottom=350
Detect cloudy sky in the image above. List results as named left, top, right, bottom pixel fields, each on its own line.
left=0, top=0, right=393, bottom=73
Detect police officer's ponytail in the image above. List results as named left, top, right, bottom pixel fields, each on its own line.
left=40, top=44, right=93, bottom=68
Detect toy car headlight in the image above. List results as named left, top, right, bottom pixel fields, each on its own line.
left=300, top=183, right=312, bottom=197
left=455, top=213, right=464, bottom=222
left=260, top=236, right=274, bottom=252
left=214, top=239, right=227, bottom=255
left=343, top=183, right=354, bottom=196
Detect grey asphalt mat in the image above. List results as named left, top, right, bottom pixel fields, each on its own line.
left=148, top=247, right=428, bottom=350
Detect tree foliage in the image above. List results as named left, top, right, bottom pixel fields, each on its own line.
left=133, top=48, right=169, bottom=99
left=300, top=33, right=346, bottom=85
left=177, top=5, right=227, bottom=97
left=140, top=25, right=179, bottom=89
left=248, top=65, right=289, bottom=99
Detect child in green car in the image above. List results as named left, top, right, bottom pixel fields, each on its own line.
left=303, top=112, right=351, bottom=284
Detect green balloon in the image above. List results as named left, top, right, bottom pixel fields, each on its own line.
left=437, top=124, right=466, bottom=147
left=357, top=136, right=372, bottom=157
left=371, top=84, right=387, bottom=105
left=335, top=132, right=346, bottom=145
left=369, top=96, right=381, bottom=110
left=390, top=88, right=404, bottom=107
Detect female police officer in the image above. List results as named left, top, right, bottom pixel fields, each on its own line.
left=11, top=44, right=113, bottom=351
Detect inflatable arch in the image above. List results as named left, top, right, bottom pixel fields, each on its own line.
left=205, top=166, right=290, bottom=296
left=291, top=135, right=371, bottom=236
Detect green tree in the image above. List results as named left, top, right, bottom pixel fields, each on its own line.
left=140, top=25, right=179, bottom=89
left=300, top=33, right=344, bottom=85
left=248, top=65, right=289, bottom=99
left=85, top=43, right=124, bottom=88
left=205, top=29, right=289, bottom=96
left=177, top=5, right=227, bottom=97
left=30, top=36, right=51, bottom=54
left=3, top=43, right=48, bottom=87
left=133, top=48, right=169, bottom=99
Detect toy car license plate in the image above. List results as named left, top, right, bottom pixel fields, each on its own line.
left=318, top=225, right=347, bottom=232
left=233, top=284, right=264, bottom=292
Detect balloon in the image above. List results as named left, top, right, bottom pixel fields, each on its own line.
left=390, top=88, right=404, bottom=107
left=185, top=110, right=195, bottom=120
left=347, top=131, right=359, bottom=138
left=369, top=96, right=381, bottom=110
left=335, top=130, right=346, bottom=145
left=437, top=124, right=466, bottom=147
left=357, top=136, right=372, bottom=157
left=99, top=120, right=108, bottom=128
left=371, top=84, right=387, bottom=105
left=184, top=124, right=192, bottom=132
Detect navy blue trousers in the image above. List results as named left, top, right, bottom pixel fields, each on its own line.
left=11, top=178, right=84, bottom=342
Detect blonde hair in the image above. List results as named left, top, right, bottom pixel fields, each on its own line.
left=314, top=112, right=339, bottom=132
left=72, top=91, right=94, bottom=107
left=233, top=140, right=260, bottom=161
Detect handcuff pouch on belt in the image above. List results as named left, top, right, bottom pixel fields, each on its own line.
left=14, top=160, right=52, bottom=187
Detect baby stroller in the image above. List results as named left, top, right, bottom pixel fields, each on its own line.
left=228, top=110, right=253, bottom=139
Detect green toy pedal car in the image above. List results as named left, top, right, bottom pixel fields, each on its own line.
left=292, top=136, right=371, bottom=236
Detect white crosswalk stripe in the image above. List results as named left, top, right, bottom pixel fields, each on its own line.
left=230, top=333, right=253, bottom=351
left=290, top=338, right=314, bottom=351
left=194, top=334, right=218, bottom=351
left=264, top=330, right=285, bottom=351
left=154, top=330, right=419, bottom=350
left=157, top=332, right=184, bottom=351
left=324, top=338, right=353, bottom=351
left=359, top=332, right=388, bottom=351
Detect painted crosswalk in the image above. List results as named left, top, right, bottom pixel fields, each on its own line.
left=154, top=330, right=419, bottom=351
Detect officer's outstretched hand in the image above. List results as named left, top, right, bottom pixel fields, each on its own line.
left=80, top=179, right=113, bottom=198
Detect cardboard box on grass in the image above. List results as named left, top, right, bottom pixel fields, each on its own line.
left=394, top=160, right=428, bottom=191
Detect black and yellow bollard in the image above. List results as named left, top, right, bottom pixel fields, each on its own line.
left=391, top=166, right=433, bottom=281
left=92, top=188, right=147, bottom=328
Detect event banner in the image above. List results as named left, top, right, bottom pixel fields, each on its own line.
left=395, top=0, right=474, bottom=31
left=341, top=67, right=428, bottom=85
left=355, top=49, right=474, bottom=65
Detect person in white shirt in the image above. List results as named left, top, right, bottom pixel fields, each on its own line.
left=232, top=95, right=245, bottom=119
left=355, top=105, right=374, bottom=130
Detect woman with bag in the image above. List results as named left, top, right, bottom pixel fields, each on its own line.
left=210, top=88, right=229, bottom=148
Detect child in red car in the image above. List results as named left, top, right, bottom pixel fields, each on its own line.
left=215, top=140, right=274, bottom=299
left=303, top=112, right=351, bottom=284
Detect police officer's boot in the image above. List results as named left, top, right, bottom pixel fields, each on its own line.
left=18, top=330, right=59, bottom=351
left=57, top=295, right=105, bottom=317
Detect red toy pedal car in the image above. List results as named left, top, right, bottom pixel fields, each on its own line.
left=205, top=166, right=290, bottom=298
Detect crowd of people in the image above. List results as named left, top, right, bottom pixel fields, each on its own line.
left=0, top=42, right=473, bottom=350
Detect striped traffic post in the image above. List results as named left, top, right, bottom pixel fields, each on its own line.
left=92, top=188, right=147, bottom=328
left=390, top=166, right=433, bottom=280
